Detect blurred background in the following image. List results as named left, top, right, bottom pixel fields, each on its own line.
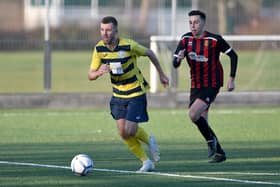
left=0, top=0, right=279, bottom=95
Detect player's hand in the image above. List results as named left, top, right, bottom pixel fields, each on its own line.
left=98, top=64, right=110, bottom=75
left=227, top=77, right=235, bottom=91
left=177, top=49, right=186, bottom=61
left=88, top=64, right=110, bottom=81
left=160, top=74, right=169, bottom=88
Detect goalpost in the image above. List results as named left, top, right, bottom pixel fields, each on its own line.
left=149, top=35, right=280, bottom=93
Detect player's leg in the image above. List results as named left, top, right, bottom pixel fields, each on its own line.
left=135, top=126, right=149, bottom=144
left=201, top=111, right=222, bottom=153
left=117, top=120, right=148, bottom=161
left=134, top=124, right=160, bottom=161
left=189, top=99, right=214, bottom=142
left=204, top=112, right=225, bottom=154
left=124, top=120, right=152, bottom=147
left=203, top=110, right=227, bottom=163
left=189, top=100, right=217, bottom=158
left=110, top=96, right=153, bottom=171
left=189, top=88, right=222, bottom=158
left=125, top=120, right=156, bottom=171
left=134, top=125, right=160, bottom=162
left=207, top=127, right=224, bottom=154
left=123, top=136, right=154, bottom=171
left=127, top=94, right=160, bottom=162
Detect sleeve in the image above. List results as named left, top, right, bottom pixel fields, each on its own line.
left=219, top=36, right=238, bottom=77
left=89, top=47, right=102, bottom=71
left=218, top=35, right=232, bottom=54
left=172, top=38, right=185, bottom=68
left=227, top=49, right=238, bottom=78
left=129, top=39, right=147, bottom=56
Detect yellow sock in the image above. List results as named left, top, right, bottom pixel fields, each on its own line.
left=124, top=136, right=148, bottom=162
left=135, top=127, right=149, bottom=144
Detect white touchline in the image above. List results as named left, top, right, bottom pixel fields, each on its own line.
left=197, top=172, right=280, bottom=176
left=0, top=161, right=279, bottom=186
left=0, top=160, right=71, bottom=170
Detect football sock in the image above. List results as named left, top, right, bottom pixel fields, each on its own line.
left=209, top=127, right=225, bottom=154
left=135, top=127, right=149, bottom=144
left=193, top=116, right=213, bottom=141
left=123, top=136, right=148, bottom=162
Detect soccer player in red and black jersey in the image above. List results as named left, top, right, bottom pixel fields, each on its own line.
left=173, top=10, right=238, bottom=163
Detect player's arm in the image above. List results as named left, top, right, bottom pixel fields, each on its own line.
left=220, top=36, right=238, bottom=91
left=225, top=49, right=238, bottom=91
left=172, top=39, right=185, bottom=68
left=173, top=49, right=185, bottom=68
left=145, top=49, right=169, bottom=87
left=88, top=64, right=110, bottom=81
left=88, top=48, right=110, bottom=81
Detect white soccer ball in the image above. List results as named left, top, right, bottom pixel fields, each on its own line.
left=71, top=154, right=94, bottom=176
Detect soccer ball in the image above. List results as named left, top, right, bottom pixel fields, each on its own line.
left=71, top=154, right=94, bottom=176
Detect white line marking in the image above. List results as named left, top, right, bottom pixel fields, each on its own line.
left=0, top=161, right=279, bottom=186
left=0, top=160, right=71, bottom=170
left=197, top=172, right=280, bottom=176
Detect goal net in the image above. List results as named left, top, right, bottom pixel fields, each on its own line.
left=149, top=35, right=280, bottom=93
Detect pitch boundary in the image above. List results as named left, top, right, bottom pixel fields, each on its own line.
left=0, top=109, right=277, bottom=118
left=0, top=161, right=279, bottom=186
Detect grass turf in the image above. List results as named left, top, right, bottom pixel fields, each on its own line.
left=0, top=107, right=279, bottom=186
left=0, top=50, right=280, bottom=93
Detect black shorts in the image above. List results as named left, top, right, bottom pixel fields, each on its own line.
left=110, top=94, right=149, bottom=123
left=189, top=88, right=220, bottom=108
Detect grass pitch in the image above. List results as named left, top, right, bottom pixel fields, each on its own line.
left=0, top=107, right=279, bottom=186
left=0, top=50, right=280, bottom=93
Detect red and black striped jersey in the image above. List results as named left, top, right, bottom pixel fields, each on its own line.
left=173, top=31, right=233, bottom=88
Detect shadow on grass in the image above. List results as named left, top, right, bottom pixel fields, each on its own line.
left=0, top=140, right=279, bottom=187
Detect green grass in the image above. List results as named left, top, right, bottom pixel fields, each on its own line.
left=0, top=50, right=279, bottom=93
left=0, top=107, right=279, bottom=186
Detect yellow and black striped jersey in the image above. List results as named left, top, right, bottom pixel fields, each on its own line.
left=90, top=38, right=150, bottom=98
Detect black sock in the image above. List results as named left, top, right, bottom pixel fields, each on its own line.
left=209, top=127, right=225, bottom=154
left=193, top=116, right=213, bottom=141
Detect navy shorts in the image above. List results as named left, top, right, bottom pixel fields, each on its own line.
left=189, top=88, right=220, bottom=108
left=110, top=94, right=149, bottom=123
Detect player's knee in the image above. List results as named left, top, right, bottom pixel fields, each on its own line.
left=189, top=110, right=199, bottom=122
left=125, top=128, right=137, bottom=137
left=124, top=121, right=137, bottom=137
left=119, top=130, right=129, bottom=139
left=119, top=126, right=137, bottom=139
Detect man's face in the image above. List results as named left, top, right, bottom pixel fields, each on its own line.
left=189, top=15, right=205, bottom=37
left=100, top=23, right=117, bottom=45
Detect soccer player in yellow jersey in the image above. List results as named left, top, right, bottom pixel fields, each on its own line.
left=88, top=16, right=169, bottom=172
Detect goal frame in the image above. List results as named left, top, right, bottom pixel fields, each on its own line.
left=149, top=35, right=280, bottom=93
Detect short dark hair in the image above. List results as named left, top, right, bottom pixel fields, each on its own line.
left=188, top=10, right=206, bottom=21
left=101, top=16, right=118, bottom=28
